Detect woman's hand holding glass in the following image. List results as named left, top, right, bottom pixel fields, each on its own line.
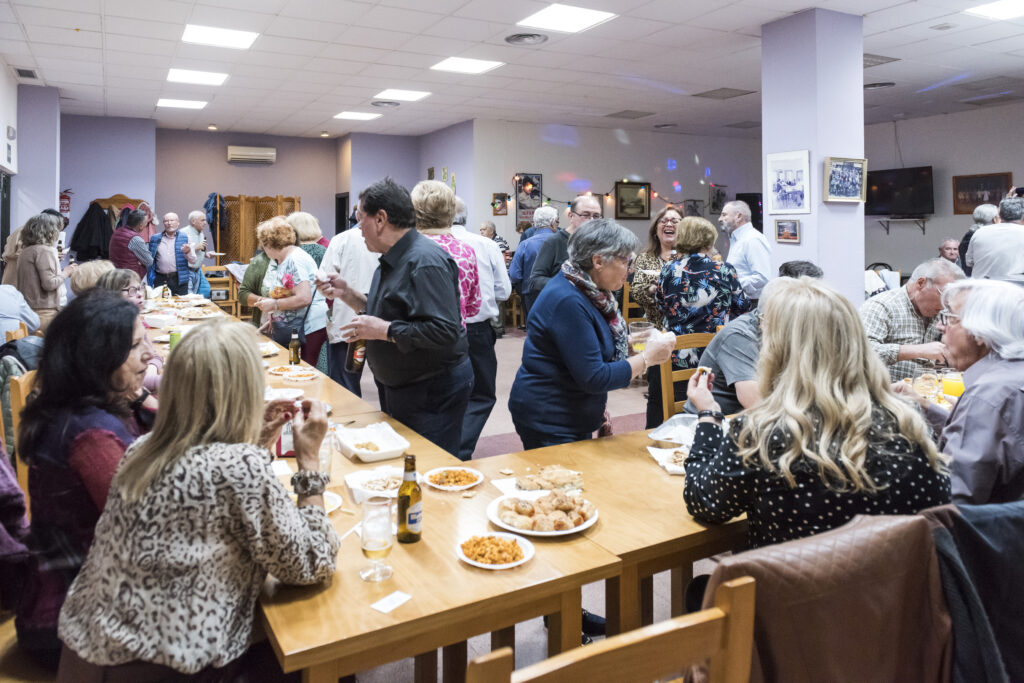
left=642, top=331, right=674, bottom=367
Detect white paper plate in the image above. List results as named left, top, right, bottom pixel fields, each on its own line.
left=647, top=446, right=687, bottom=475
left=259, top=342, right=279, bottom=357
left=344, top=466, right=422, bottom=503
left=486, top=491, right=599, bottom=537
left=423, top=466, right=484, bottom=491
left=457, top=532, right=534, bottom=570
left=289, top=490, right=344, bottom=514
left=335, top=422, right=410, bottom=463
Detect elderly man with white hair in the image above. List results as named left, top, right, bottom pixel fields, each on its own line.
left=897, top=279, right=1024, bottom=504
left=183, top=210, right=208, bottom=293
left=509, top=205, right=559, bottom=323
left=966, top=196, right=1024, bottom=280
left=860, top=257, right=965, bottom=381
left=958, top=203, right=997, bottom=275
left=718, top=200, right=772, bottom=301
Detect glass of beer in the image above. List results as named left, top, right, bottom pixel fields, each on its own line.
left=628, top=321, right=654, bottom=354
left=359, top=496, right=393, bottom=582
left=912, top=367, right=940, bottom=400
left=941, top=369, right=965, bottom=398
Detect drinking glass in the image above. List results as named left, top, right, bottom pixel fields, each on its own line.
left=912, top=367, right=940, bottom=400
left=359, top=496, right=393, bottom=582
left=628, top=321, right=654, bottom=354
left=940, top=369, right=965, bottom=398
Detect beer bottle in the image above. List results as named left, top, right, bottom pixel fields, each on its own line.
left=288, top=331, right=301, bottom=365
left=397, top=454, right=422, bottom=543
left=345, top=339, right=366, bottom=373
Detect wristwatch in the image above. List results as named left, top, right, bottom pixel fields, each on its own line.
left=291, top=470, right=330, bottom=496
left=697, top=409, right=726, bottom=423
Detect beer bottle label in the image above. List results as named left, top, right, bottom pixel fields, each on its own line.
left=406, top=502, right=422, bottom=533
left=353, top=344, right=365, bottom=362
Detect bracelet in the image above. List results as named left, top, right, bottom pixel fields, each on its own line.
left=274, top=300, right=279, bottom=310
left=291, top=470, right=330, bottom=496
left=697, top=409, right=725, bottom=423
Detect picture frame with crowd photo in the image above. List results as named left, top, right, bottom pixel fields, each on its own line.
left=823, top=156, right=868, bottom=203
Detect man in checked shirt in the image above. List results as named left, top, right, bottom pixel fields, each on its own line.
left=859, top=257, right=964, bottom=381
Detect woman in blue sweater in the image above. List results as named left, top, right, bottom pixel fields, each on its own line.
left=509, top=219, right=673, bottom=449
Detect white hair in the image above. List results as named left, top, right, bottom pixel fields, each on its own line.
left=532, top=205, right=558, bottom=229
left=724, top=200, right=751, bottom=220
left=453, top=196, right=467, bottom=225
left=972, top=203, right=998, bottom=226
left=942, top=279, right=1024, bottom=359
left=909, top=257, right=964, bottom=283
left=188, top=210, right=205, bottom=224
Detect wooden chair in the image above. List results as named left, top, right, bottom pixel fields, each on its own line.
left=659, top=332, right=716, bottom=422
left=621, top=282, right=646, bottom=326
left=8, top=370, right=35, bottom=519
left=4, top=322, right=28, bottom=342
left=466, top=577, right=755, bottom=683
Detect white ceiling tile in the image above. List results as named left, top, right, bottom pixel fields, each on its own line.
left=104, top=0, right=191, bottom=24
left=304, top=57, right=371, bottom=74
left=187, top=5, right=275, bottom=33
left=975, top=32, right=1024, bottom=53
left=453, top=0, right=548, bottom=23
left=174, top=43, right=248, bottom=63
left=862, top=2, right=956, bottom=33
left=0, top=5, right=16, bottom=23
left=398, top=34, right=471, bottom=56
left=198, top=0, right=290, bottom=12
left=35, top=57, right=103, bottom=75
left=278, top=0, right=373, bottom=23
left=2, top=47, right=35, bottom=63
left=13, top=5, right=101, bottom=31
left=105, top=63, right=167, bottom=80
left=352, top=5, right=444, bottom=33
left=104, top=34, right=176, bottom=56
left=44, top=71, right=105, bottom=86
left=320, top=43, right=390, bottom=62
left=264, top=15, right=347, bottom=41
left=334, top=25, right=416, bottom=49
left=24, top=25, right=102, bottom=48
left=0, top=21, right=23, bottom=41
left=251, top=35, right=327, bottom=56
left=820, top=0, right=917, bottom=15
left=104, top=16, right=184, bottom=41
left=235, top=50, right=311, bottom=68
left=420, top=15, right=501, bottom=40
left=104, top=50, right=171, bottom=67
left=627, top=0, right=723, bottom=22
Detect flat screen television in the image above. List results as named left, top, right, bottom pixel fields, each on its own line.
left=865, top=166, right=934, bottom=216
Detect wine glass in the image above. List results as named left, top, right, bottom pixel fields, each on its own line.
left=628, top=321, right=654, bottom=354
left=360, top=496, right=393, bottom=582
left=912, top=367, right=940, bottom=401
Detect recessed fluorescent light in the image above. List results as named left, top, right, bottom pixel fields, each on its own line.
left=334, top=111, right=381, bottom=120
left=207, top=123, right=218, bottom=130
left=320, top=131, right=330, bottom=137
left=431, top=57, right=504, bottom=74
left=168, top=68, right=228, bottom=86
left=517, top=3, right=616, bottom=34
left=157, top=98, right=207, bottom=109
left=964, top=0, right=1024, bottom=20
left=373, top=88, right=431, bottom=101
left=181, top=24, right=259, bottom=50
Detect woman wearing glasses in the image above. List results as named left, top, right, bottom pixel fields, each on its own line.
left=96, top=269, right=163, bottom=397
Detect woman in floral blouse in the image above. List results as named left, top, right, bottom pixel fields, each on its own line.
left=57, top=319, right=339, bottom=681
left=630, top=205, right=683, bottom=329
left=648, top=217, right=749, bottom=427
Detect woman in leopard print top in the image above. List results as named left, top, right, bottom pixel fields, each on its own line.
left=56, top=319, right=340, bottom=679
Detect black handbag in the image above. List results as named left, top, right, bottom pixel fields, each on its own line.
left=269, top=304, right=311, bottom=348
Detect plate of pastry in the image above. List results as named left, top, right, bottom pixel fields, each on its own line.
left=487, top=490, right=598, bottom=537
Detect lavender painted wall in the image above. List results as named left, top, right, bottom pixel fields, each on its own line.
left=12, top=85, right=60, bottom=229
left=156, top=129, right=337, bottom=243
left=349, top=133, right=420, bottom=198
left=419, top=120, right=474, bottom=224
left=61, top=115, right=155, bottom=243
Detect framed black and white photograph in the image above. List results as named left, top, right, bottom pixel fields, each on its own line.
left=766, top=150, right=810, bottom=214
left=682, top=199, right=705, bottom=217
left=708, top=185, right=728, bottom=214
left=615, top=181, right=651, bottom=220
left=824, top=156, right=868, bottom=203
left=515, top=173, right=543, bottom=224
left=952, top=172, right=1012, bottom=214
left=775, top=219, right=800, bottom=244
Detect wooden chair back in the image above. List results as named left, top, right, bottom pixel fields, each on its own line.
left=467, top=577, right=755, bottom=683
left=5, top=322, right=28, bottom=342
left=659, top=332, right=716, bottom=422
left=621, top=282, right=646, bottom=326
left=8, top=370, right=35, bottom=519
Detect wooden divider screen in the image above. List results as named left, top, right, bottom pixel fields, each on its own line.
left=220, top=195, right=301, bottom=264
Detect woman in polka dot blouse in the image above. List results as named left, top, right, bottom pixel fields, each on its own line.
left=684, top=276, right=951, bottom=548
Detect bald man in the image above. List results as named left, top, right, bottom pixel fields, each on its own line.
left=528, top=194, right=603, bottom=294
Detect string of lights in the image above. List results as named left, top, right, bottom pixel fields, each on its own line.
left=501, top=174, right=718, bottom=213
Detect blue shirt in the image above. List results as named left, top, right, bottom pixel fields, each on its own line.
left=509, top=230, right=554, bottom=294
left=509, top=273, right=633, bottom=436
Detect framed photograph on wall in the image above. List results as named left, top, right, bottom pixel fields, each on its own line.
left=766, top=150, right=810, bottom=214
left=952, top=172, right=1012, bottom=214
left=491, top=193, right=508, bottom=216
left=615, top=181, right=651, bottom=220
left=775, top=219, right=800, bottom=244
left=709, top=185, right=728, bottom=214
left=823, top=156, right=867, bottom=202
left=683, top=199, right=705, bottom=217
left=516, top=173, right=543, bottom=224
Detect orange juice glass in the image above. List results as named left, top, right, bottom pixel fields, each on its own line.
left=941, top=371, right=965, bottom=398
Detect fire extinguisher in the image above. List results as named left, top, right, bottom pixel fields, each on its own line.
left=59, top=188, right=72, bottom=224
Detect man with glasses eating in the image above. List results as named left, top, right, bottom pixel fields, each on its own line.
left=528, top=195, right=604, bottom=295
left=860, top=257, right=964, bottom=381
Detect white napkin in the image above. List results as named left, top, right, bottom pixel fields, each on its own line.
left=647, top=446, right=687, bottom=475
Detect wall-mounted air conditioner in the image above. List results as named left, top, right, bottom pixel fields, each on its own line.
left=227, top=145, right=276, bottom=164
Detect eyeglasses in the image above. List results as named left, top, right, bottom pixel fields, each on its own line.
left=122, top=286, right=142, bottom=297
left=937, top=308, right=961, bottom=326
left=572, top=211, right=602, bottom=220
left=610, top=254, right=635, bottom=269
left=658, top=217, right=681, bottom=226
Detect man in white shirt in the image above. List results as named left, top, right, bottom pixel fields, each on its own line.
left=719, top=200, right=772, bottom=301
left=316, top=223, right=380, bottom=396
left=451, top=196, right=512, bottom=460
left=966, top=196, right=1024, bottom=280
left=183, top=210, right=208, bottom=293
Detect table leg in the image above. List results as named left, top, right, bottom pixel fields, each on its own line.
left=442, top=641, right=467, bottom=683
left=302, top=661, right=338, bottom=683
left=547, top=589, right=582, bottom=655
left=606, top=562, right=640, bottom=636
left=670, top=564, right=693, bottom=617
left=491, top=625, right=515, bottom=659
left=640, top=575, right=654, bottom=626
left=415, top=650, right=438, bottom=683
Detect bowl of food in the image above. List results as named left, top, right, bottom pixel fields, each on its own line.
left=424, top=467, right=484, bottom=491
left=344, top=465, right=421, bottom=503
left=457, top=532, right=534, bottom=570
left=335, top=422, right=410, bottom=463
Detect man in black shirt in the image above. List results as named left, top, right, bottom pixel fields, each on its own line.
left=528, top=195, right=603, bottom=294
left=316, top=177, right=472, bottom=455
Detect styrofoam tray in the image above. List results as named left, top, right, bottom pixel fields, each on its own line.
left=335, top=422, right=410, bottom=462
left=649, top=413, right=728, bottom=445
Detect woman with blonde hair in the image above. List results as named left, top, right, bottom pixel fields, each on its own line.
left=287, top=210, right=328, bottom=265
left=68, top=259, right=115, bottom=296
left=56, top=319, right=339, bottom=680
left=16, top=213, right=77, bottom=332
left=685, top=276, right=950, bottom=549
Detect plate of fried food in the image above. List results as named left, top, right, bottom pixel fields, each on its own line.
left=487, top=490, right=598, bottom=537
left=344, top=465, right=422, bottom=503
left=424, top=467, right=484, bottom=491
left=283, top=368, right=318, bottom=382
left=515, top=465, right=583, bottom=492
left=457, top=532, right=534, bottom=570
left=179, top=308, right=223, bottom=320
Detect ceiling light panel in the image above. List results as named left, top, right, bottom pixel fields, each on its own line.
left=334, top=111, right=382, bottom=120
left=157, top=98, right=208, bottom=109
left=431, top=57, right=505, bottom=74
left=516, top=3, right=617, bottom=34
left=964, top=0, right=1024, bottom=20
left=373, top=88, right=431, bottom=101
left=167, top=68, right=228, bottom=85
left=181, top=24, right=259, bottom=50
